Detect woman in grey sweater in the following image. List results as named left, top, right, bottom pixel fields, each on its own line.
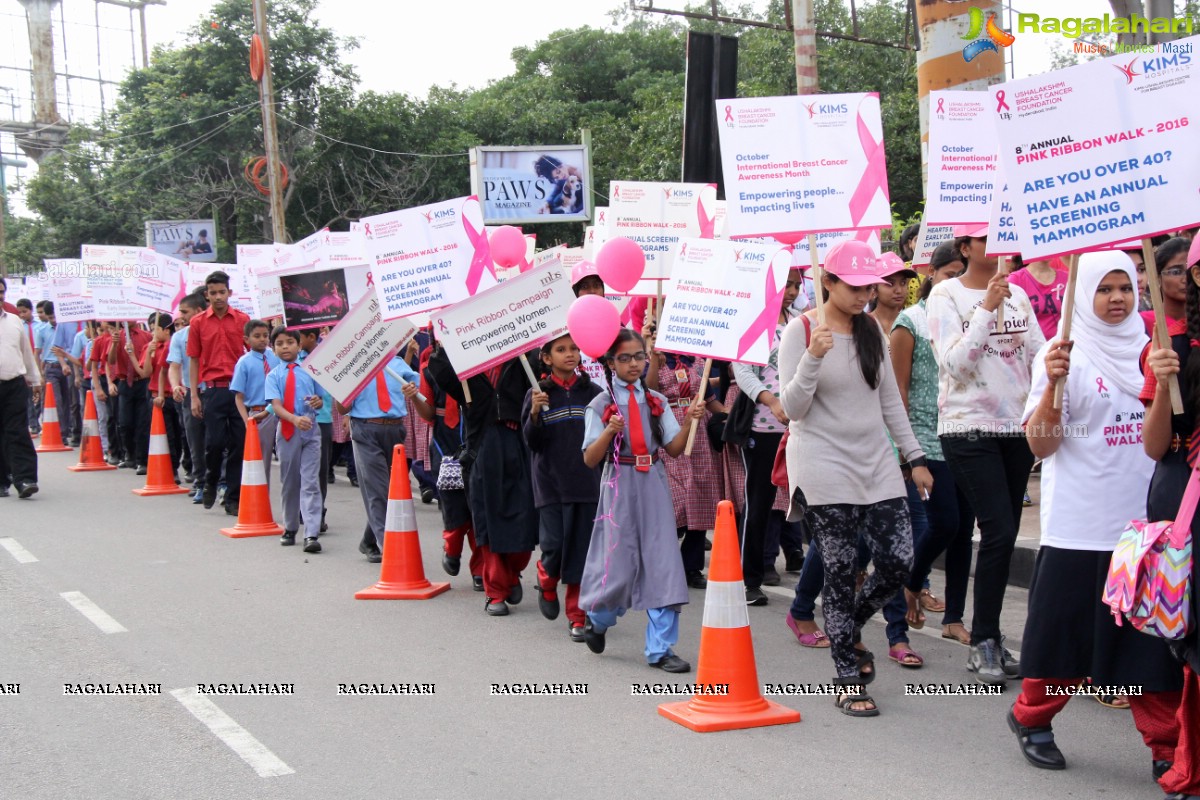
left=778, top=239, right=932, bottom=717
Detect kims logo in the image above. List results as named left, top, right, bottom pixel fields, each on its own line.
left=803, top=101, right=849, bottom=119
left=956, top=4, right=1015, bottom=62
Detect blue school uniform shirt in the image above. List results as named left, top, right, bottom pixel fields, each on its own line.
left=297, top=350, right=332, bottom=424
left=69, top=329, right=88, bottom=361
left=230, top=349, right=281, bottom=407
left=582, top=378, right=680, bottom=451
left=264, top=360, right=321, bottom=422
left=35, top=323, right=55, bottom=363
left=348, top=356, right=418, bottom=420
left=167, top=326, right=193, bottom=389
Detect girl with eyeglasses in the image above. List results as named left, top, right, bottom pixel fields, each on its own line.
left=645, top=319, right=727, bottom=590
left=1140, top=237, right=1191, bottom=338
left=579, top=329, right=704, bottom=672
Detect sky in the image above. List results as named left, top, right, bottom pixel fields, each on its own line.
left=0, top=0, right=1171, bottom=215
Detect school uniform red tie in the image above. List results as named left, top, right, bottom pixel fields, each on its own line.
left=281, top=363, right=297, bottom=441
left=263, top=355, right=271, bottom=377
left=626, top=385, right=651, bottom=472
left=376, top=372, right=392, bottom=412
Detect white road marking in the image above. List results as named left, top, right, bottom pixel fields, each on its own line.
left=0, top=537, right=38, bottom=563
left=59, top=591, right=128, bottom=634
left=170, top=688, right=295, bottom=778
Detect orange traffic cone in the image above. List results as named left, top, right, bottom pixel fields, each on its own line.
left=132, top=404, right=189, bottom=495
left=69, top=390, right=116, bottom=472
left=659, top=500, right=801, bottom=732
left=356, top=444, right=450, bottom=600
left=220, top=417, right=283, bottom=538
left=36, top=382, right=72, bottom=453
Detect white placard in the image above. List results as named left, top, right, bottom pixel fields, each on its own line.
left=991, top=36, right=1200, bottom=259
left=608, top=181, right=719, bottom=279
left=48, top=276, right=95, bottom=323
left=656, top=239, right=792, bottom=366
left=130, top=252, right=185, bottom=313
left=924, top=90, right=1000, bottom=225
left=300, top=294, right=418, bottom=406
left=717, top=93, right=891, bottom=238
left=431, top=262, right=574, bottom=379
left=363, top=196, right=497, bottom=320
left=912, top=223, right=958, bottom=267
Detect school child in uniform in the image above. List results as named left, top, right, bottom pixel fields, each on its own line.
left=420, top=338, right=483, bottom=591
left=522, top=333, right=603, bottom=641
left=109, top=321, right=154, bottom=473
left=90, top=322, right=119, bottom=464
left=426, top=345, right=540, bottom=617
left=133, top=314, right=184, bottom=481
left=644, top=347, right=726, bottom=589
left=580, top=329, right=704, bottom=672
left=231, top=319, right=280, bottom=487
left=298, top=328, right=331, bottom=532
left=265, top=328, right=324, bottom=553
left=168, top=293, right=209, bottom=502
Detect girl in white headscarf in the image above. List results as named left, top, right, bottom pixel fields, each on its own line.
left=1005, top=250, right=1182, bottom=777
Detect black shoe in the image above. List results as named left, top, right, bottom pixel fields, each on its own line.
left=225, top=502, right=239, bottom=517
left=785, top=550, right=805, bottom=573
left=507, top=580, right=523, bottom=605
left=569, top=623, right=586, bottom=642
left=327, top=472, right=336, bottom=484
left=1000, top=637, right=1020, bottom=678
left=358, top=540, right=382, bottom=563
left=686, top=570, right=708, bottom=589
left=1164, top=794, right=1200, bottom=800
left=303, top=537, right=321, bottom=553
left=485, top=598, right=509, bottom=617
left=537, top=586, right=560, bottom=620
left=17, top=483, right=38, bottom=499
left=119, top=460, right=136, bottom=469
left=1007, top=707, right=1066, bottom=770
left=420, top=487, right=434, bottom=504
left=1153, top=760, right=1173, bottom=781
left=472, top=576, right=484, bottom=592
left=442, top=553, right=461, bottom=576
left=135, top=464, right=147, bottom=476
left=0, top=486, right=9, bottom=498
left=704, top=536, right=712, bottom=551
left=650, top=654, right=691, bottom=673
left=584, top=620, right=606, bottom=654
left=281, top=531, right=297, bottom=546
left=202, top=485, right=217, bottom=509
left=319, top=519, right=328, bottom=533
left=349, top=476, right=358, bottom=487
left=746, top=587, right=768, bottom=606
left=762, top=567, right=782, bottom=587
left=106, top=454, right=121, bottom=466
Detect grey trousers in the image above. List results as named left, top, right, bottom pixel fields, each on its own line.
left=180, top=390, right=206, bottom=486
left=350, top=420, right=407, bottom=549
left=276, top=421, right=323, bottom=535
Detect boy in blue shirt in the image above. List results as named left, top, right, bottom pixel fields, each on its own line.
left=266, top=328, right=323, bottom=553
left=230, top=320, right=280, bottom=488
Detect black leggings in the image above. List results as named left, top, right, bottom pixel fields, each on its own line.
left=808, top=498, right=913, bottom=679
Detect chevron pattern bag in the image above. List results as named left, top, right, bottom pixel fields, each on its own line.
left=1104, top=465, right=1196, bottom=640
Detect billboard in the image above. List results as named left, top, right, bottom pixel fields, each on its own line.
left=470, top=145, right=591, bottom=225
left=144, top=219, right=219, bottom=262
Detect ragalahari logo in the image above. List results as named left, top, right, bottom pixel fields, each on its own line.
left=960, top=6, right=1015, bottom=62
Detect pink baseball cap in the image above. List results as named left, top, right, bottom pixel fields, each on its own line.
left=571, top=259, right=600, bottom=287
left=876, top=251, right=917, bottom=280
left=1188, top=235, right=1200, bottom=269
left=952, top=223, right=989, bottom=239
left=824, top=239, right=887, bottom=287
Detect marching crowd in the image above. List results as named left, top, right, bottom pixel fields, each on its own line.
left=1, top=226, right=1199, bottom=797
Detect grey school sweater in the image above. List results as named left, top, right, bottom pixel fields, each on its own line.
left=777, top=314, right=924, bottom=507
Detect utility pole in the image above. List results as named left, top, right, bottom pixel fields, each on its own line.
left=792, top=0, right=819, bottom=93
left=0, top=155, right=29, bottom=278
left=252, top=0, right=289, bottom=243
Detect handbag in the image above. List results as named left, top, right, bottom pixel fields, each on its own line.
left=770, top=315, right=811, bottom=490
left=1103, top=460, right=1196, bottom=640
left=431, top=437, right=465, bottom=491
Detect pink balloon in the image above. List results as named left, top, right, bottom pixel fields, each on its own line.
left=596, top=237, right=646, bottom=293
left=773, top=231, right=804, bottom=245
left=567, top=294, right=621, bottom=359
left=490, top=225, right=526, bottom=268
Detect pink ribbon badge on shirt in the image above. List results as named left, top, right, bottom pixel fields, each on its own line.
left=461, top=201, right=495, bottom=296
left=995, top=90, right=1010, bottom=112
left=847, top=111, right=890, bottom=227
left=1097, top=377, right=1109, bottom=394
left=737, top=264, right=788, bottom=359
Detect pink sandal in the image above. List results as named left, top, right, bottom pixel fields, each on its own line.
left=888, top=645, right=924, bottom=668
left=787, top=615, right=831, bottom=648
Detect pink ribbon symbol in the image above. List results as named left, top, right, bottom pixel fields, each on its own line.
left=847, top=112, right=890, bottom=227
left=737, top=264, right=788, bottom=359
left=697, top=200, right=716, bottom=239
left=936, top=98, right=945, bottom=114
left=1097, top=377, right=1109, bottom=394
left=362, top=222, right=372, bottom=239
left=461, top=207, right=495, bottom=295
left=724, top=105, right=734, bottom=123
left=680, top=243, right=688, bottom=258
left=365, top=271, right=374, bottom=288
left=438, top=319, right=449, bottom=335
left=995, top=90, right=1010, bottom=112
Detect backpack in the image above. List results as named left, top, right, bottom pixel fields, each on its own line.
left=1103, top=463, right=1195, bottom=640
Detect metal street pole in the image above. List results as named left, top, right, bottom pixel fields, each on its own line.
left=792, top=0, right=819, bottom=93
left=252, top=0, right=289, bottom=244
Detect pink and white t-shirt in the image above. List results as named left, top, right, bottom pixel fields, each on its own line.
left=1023, top=343, right=1154, bottom=550
left=1007, top=264, right=1069, bottom=340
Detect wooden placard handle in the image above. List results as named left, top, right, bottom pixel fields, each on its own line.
left=995, top=254, right=1009, bottom=331
left=1051, top=254, right=1079, bottom=410
left=1142, top=237, right=1184, bottom=414
left=683, top=358, right=713, bottom=456
left=807, top=234, right=825, bottom=328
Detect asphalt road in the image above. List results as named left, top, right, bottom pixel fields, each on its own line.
left=0, top=448, right=1167, bottom=799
